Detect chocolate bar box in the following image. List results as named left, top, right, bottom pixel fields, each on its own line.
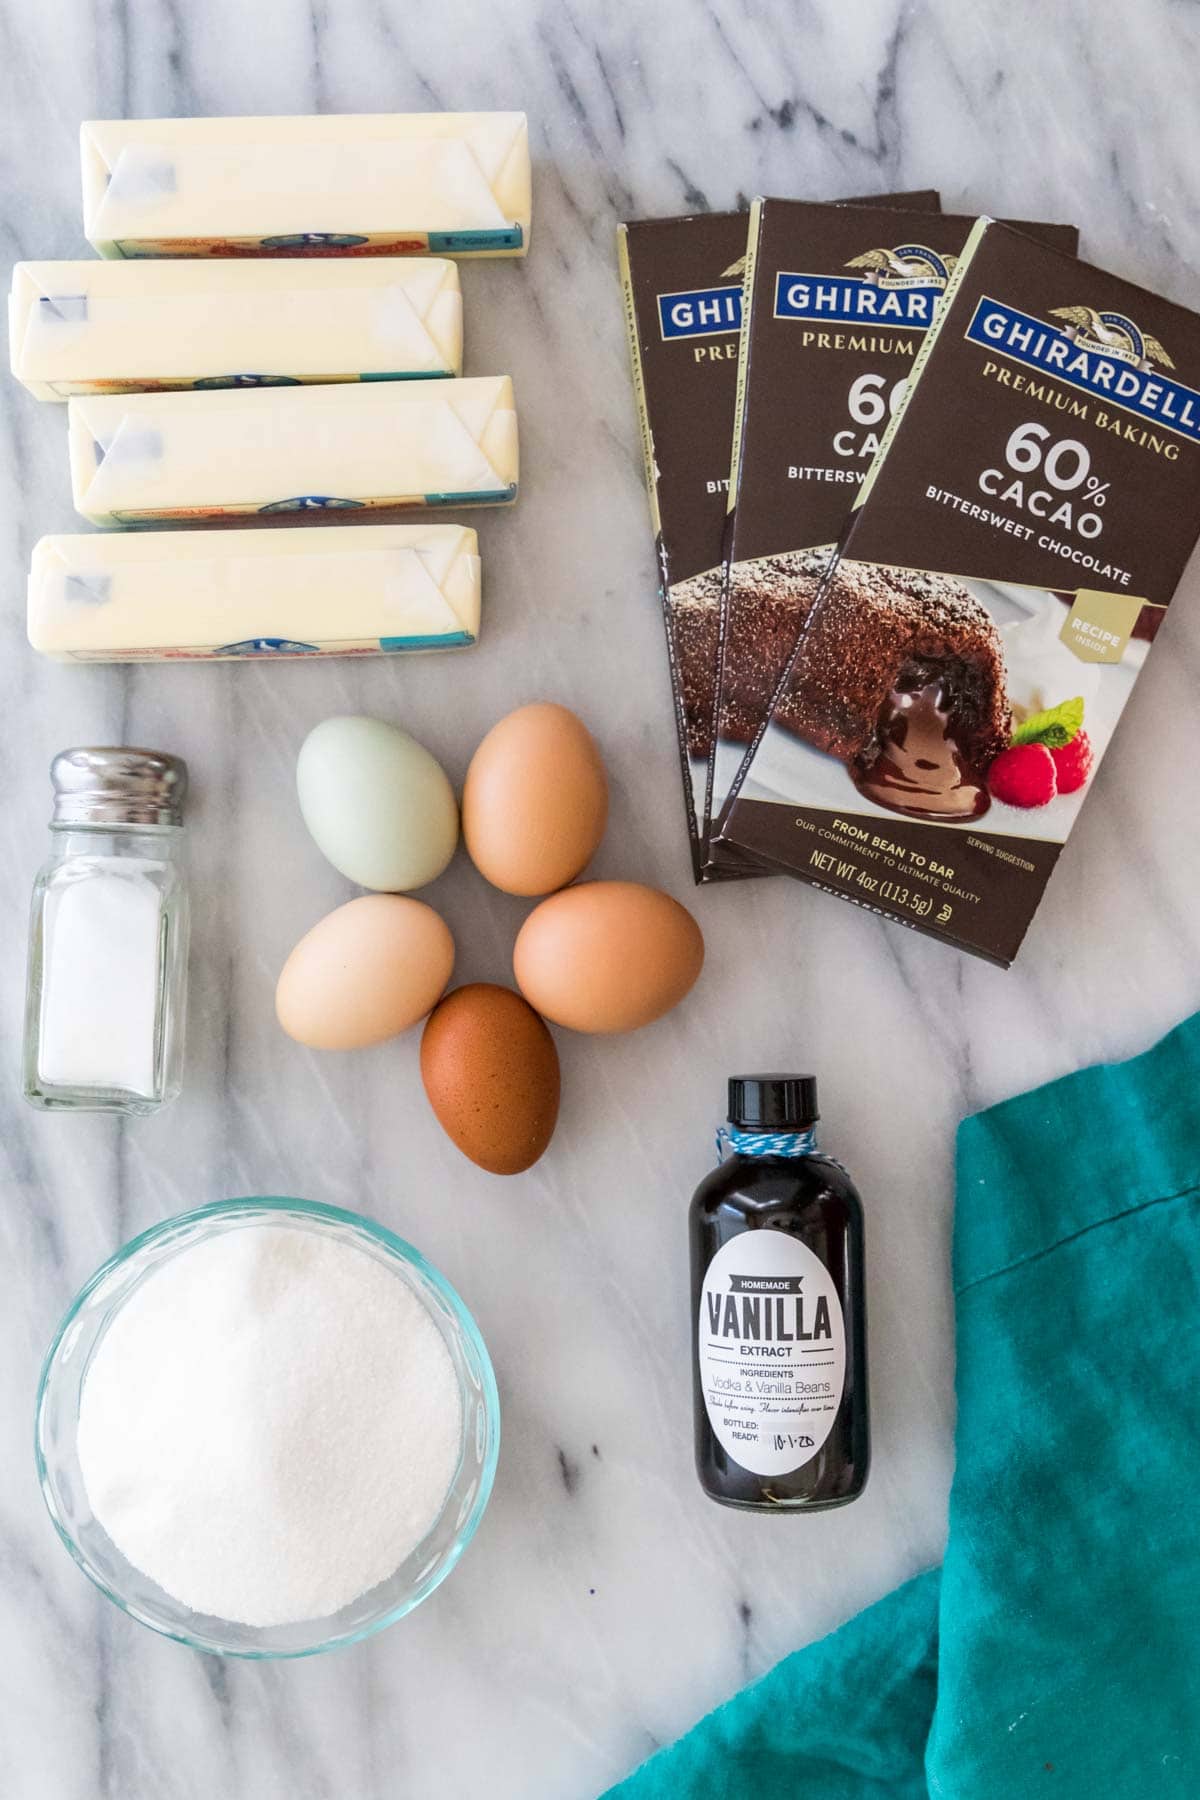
left=710, top=203, right=1079, bottom=868
left=617, top=191, right=940, bottom=880
left=721, top=218, right=1200, bottom=964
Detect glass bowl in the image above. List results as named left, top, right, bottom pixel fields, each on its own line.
left=35, top=1197, right=500, bottom=1657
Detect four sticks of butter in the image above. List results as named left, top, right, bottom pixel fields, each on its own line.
left=9, top=111, right=532, bottom=662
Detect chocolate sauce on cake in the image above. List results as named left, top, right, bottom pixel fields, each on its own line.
left=853, top=664, right=990, bottom=821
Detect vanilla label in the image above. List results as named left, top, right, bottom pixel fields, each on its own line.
left=697, top=1230, right=845, bottom=1478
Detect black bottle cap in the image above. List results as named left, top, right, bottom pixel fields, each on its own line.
left=728, top=1074, right=819, bottom=1132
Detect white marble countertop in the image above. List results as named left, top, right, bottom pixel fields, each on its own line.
left=4, top=4, right=1200, bottom=1796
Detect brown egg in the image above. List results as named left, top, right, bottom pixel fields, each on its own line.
left=463, top=702, right=608, bottom=896
left=276, top=895, right=454, bottom=1049
left=420, top=984, right=560, bottom=1175
left=513, top=880, right=704, bottom=1033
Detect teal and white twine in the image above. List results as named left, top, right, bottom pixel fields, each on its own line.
left=716, top=1125, right=817, bottom=1161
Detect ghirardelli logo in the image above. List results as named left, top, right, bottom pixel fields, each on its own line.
left=657, top=262, right=743, bottom=340
left=844, top=243, right=957, bottom=291
left=966, top=295, right=1200, bottom=444
left=773, top=243, right=952, bottom=330
left=1049, top=306, right=1174, bottom=373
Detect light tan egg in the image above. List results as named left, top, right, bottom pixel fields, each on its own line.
left=513, top=880, right=704, bottom=1034
left=276, top=895, right=454, bottom=1049
left=420, top=984, right=560, bottom=1175
left=463, top=702, right=608, bottom=896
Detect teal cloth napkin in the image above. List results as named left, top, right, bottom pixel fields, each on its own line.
left=604, top=1013, right=1200, bottom=1797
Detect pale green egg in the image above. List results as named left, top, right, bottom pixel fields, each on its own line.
left=297, top=715, right=458, bottom=892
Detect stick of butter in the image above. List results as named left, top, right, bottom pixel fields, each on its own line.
left=67, top=377, right=519, bottom=525
left=81, top=114, right=531, bottom=259
left=28, top=523, right=481, bottom=661
left=9, top=258, right=462, bottom=399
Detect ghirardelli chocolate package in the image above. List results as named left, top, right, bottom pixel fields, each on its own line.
left=709, top=203, right=1079, bottom=869
left=720, top=218, right=1200, bottom=964
left=617, top=191, right=941, bottom=880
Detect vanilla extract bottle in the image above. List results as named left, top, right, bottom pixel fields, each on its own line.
left=690, top=1076, right=869, bottom=1511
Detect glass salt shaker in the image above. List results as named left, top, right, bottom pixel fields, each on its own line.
left=23, top=748, right=190, bottom=1115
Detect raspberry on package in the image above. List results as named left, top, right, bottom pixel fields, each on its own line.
left=988, top=742, right=1057, bottom=808
left=1050, top=730, right=1093, bottom=796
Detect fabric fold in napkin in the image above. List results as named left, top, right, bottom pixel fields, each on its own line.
left=604, top=1012, right=1200, bottom=1798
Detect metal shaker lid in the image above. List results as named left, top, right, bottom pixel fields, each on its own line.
left=50, top=747, right=188, bottom=827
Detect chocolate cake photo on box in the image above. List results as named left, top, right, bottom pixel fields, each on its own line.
left=719, top=217, right=1200, bottom=964
left=617, top=190, right=941, bottom=882
left=707, top=201, right=1079, bottom=873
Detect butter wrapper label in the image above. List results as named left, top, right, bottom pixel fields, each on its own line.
left=28, top=523, right=482, bottom=662
left=81, top=114, right=532, bottom=260
left=67, top=377, right=519, bottom=525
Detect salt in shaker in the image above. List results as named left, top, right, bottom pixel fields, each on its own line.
left=23, top=748, right=190, bottom=1115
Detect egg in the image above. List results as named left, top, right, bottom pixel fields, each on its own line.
left=276, top=895, right=454, bottom=1049
left=513, top=881, right=704, bottom=1033
left=420, top=984, right=560, bottom=1175
left=297, top=715, right=458, bottom=892
left=462, top=702, right=608, bottom=896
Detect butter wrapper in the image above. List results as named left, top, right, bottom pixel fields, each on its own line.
left=81, top=113, right=531, bottom=259
left=67, top=377, right=518, bottom=525
left=29, top=523, right=481, bottom=661
left=9, top=257, right=462, bottom=399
